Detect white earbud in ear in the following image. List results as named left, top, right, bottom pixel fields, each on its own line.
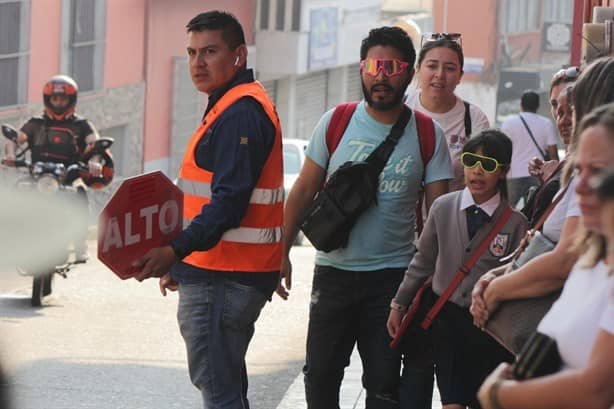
left=234, top=56, right=240, bottom=66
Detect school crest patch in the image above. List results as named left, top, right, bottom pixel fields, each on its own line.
left=489, top=233, right=509, bottom=257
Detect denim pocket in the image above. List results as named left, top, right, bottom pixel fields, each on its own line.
left=177, top=282, right=213, bottom=347
left=222, top=280, right=268, bottom=331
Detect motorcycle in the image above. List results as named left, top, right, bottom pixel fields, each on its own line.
left=1, top=124, right=114, bottom=306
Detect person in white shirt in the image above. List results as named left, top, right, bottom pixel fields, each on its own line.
left=501, top=91, right=559, bottom=206
left=405, top=33, right=490, bottom=191
left=600, top=169, right=614, bottom=260
left=477, top=102, right=614, bottom=409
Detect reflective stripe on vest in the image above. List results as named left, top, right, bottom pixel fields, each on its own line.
left=177, top=178, right=284, bottom=205
left=182, top=218, right=283, bottom=244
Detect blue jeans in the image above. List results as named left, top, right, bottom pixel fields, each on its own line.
left=175, top=264, right=270, bottom=409
left=303, top=266, right=405, bottom=409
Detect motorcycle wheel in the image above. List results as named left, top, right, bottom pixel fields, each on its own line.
left=31, top=276, right=44, bottom=307
left=43, top=274, right=53, bottom=297
left=31, top=273, right=53, bottom=307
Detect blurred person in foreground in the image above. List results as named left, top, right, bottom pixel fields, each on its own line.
left=600, top=170, right=614, bottom=264
left=132, top=11, right=283, bottom=408
left=501, top=91, right=559, bottom=206
left=471, top=57, right=614, bottom=329
left=405, top=32, right=490, bottom=191
left=477, top=104, right=614, bottom=409
left=279, top=26, right=452, bottom=408
left=0, top=361, right=10, bottom=409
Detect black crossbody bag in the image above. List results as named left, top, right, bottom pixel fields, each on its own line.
left=300, top=107, right=411, bottom=252
left=512, top=332, right=562, bottom=380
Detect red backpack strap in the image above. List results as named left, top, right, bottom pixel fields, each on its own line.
left=326, top=102, right=359, bottom=154
left=414, top=110, right=436, bottom=171
left=413, top=110, right=436, bottom=236
left=420, top=206, right=514, bottom=330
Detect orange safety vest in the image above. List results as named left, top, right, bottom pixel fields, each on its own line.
left=177, top=81, right=283, bottom=272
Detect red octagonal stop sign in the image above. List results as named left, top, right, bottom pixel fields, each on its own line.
left=98, top=171, right=183, bottom=279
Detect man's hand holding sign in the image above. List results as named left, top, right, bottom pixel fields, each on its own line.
left=97, top=171, right=183, bottom=295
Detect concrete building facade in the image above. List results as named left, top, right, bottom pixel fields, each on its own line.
left=253, top=0, right=383, bottom=142
left=429, top=0, right=575, bottom=123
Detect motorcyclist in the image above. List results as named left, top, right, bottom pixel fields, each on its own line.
left=3, top=75, right=101, bottom=262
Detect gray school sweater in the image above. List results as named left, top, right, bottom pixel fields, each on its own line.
left=393, top=190, right=528, bottom=309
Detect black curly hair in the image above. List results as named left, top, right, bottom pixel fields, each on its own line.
left=360, top=26, right=416, bottom=67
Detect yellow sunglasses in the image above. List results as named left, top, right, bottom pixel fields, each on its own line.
left=461, top=152, right=505, bottom=173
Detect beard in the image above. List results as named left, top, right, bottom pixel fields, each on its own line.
left=362, top=78, right=411, bottom=112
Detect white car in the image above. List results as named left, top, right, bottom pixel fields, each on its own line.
left=283, top=138, right=308, bottom=245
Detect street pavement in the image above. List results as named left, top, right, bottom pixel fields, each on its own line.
left=0, top=240, right=442, bottom=409
left=0, top=240, right=313, bottom=408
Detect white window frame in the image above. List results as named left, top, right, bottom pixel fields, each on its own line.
left=501, top=0, right=539, bottom=34
left=0, top=0, right=30, bottom=108
left=543, top=0, right=574, bottom=23
left=61, top=0, right=106, bottom=92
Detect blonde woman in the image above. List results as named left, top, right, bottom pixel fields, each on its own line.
left=477, top=103, right=614, bottom=409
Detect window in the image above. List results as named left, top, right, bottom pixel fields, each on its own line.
left=291, top=0, right=301, bottom=31
left=260, top=0, right=270, bottom=30
left=276, top=0, right=285, bottom=30
left=0, top=0, right=30, bottom=108
left=543, top=0, right=573, bottom=23
left=65, top=0, right=106, bottom=92
left=501, top=0, right=538, bottom=33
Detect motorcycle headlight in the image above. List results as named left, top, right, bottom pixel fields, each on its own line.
left=37, top=175, right=60, bottom=194
left=32, top=163, right=44, bottom=175
left=54, top=164, right=65, bottom=176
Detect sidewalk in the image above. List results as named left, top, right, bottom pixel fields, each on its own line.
left=276, top=348, right=442, bottom=409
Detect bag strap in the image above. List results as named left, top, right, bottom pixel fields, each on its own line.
left=389, top=278, right=432, bottom=348
left=415, top=110, right=435, bottom=169
left=463, top=100, right=472, bottom=137
left=365, top=106, right=412, bottom=174
left=501, top=176, right=573, bottom=264
left=420, top=206, right=514, bottom=329
left=519, top=114, right=548, bottom=160
left=414, top=110, right=436, bottom=236
left=532, top=179, right=571, bottom=232
left=325, top=102, right=433, bottom=235
left=529, top=158, right=567, bottom=220
left=326, top=102, right=432, bottom=167
left=326, top=102, right=359, bottom=155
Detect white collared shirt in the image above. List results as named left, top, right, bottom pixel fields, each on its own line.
left=459, top=187, right=501, bottom=217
